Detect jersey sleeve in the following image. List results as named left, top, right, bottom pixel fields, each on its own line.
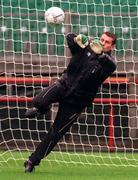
left=98, top=54, right=117, bottom=83
left=98, top=54, right=116, bottom=72
left=66, top=32, right=82, bottom=55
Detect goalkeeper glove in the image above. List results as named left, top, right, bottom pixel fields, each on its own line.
left=75, top=34, right=89, bottom=48
left=90, top=39, right=103, bottom=54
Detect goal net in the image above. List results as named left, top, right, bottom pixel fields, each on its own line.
left=0, top=0, right=138, bottom=167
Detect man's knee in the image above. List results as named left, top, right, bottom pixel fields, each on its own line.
left=32, top=95, right=41, bottom=108
left=32, top=96, right=47, bottom=114
left=32, top=91, right=46, bottom=107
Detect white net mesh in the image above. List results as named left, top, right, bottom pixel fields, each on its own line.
left=0, top=0, right=138, bottom=167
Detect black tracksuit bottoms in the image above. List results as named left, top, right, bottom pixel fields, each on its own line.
left=29, top=82, right=84, bottom=166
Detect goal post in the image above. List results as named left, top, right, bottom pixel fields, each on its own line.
left=0, top=0, right=138, bottom=167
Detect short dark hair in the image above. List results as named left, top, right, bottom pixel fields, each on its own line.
left=103, top=31, right=116, bottom=45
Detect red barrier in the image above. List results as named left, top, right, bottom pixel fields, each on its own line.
left=0, top=76, right=136, bottom=84
left=0, top=77, right=51, bottom=84
left=94, top=98, right=138, bottom=104
left=104, top=77, right=128, bottom=84
left=108, top=105, right=115, bottom=152
left=0, top=96, right=137, bottom=104
left=0, top=96, right=32, bottom=102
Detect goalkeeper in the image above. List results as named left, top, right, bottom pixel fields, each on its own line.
left=24, top=31, right=116, bottom=172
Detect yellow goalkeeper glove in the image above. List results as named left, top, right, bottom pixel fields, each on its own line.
left=90, top=39, right=103, bottom=54
left=75, top=34, right=89, bottom=48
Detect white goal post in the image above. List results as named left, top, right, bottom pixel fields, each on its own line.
left=0, top=0, right=138, bottom=167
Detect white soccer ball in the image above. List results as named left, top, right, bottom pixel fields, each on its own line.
left=45, top=7, right=65, bottom=24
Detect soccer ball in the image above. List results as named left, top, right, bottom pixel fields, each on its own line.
left=45, top=7, right=65, bottom=24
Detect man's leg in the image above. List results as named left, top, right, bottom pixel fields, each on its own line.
left=25, top=83, right=62, bottom=118
left=24, top=103, right=83, bottom=172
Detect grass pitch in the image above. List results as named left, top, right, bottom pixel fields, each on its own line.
left=0, top=151, right=138, bottom=180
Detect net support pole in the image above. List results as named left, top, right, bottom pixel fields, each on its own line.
left=108, top=105, right=115, bottom=152
left=128, top=73, right=138, bottom=138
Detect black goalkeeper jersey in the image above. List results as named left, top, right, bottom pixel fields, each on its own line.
left=58, top=32, right=116, bottom=106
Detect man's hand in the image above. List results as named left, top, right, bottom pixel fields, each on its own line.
left=75, top=34, right=89, bottom=48
left=90, top=39, right=103, bottom=54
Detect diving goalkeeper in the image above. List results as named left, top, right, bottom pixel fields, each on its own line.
left=24, top=31, right=116, bottom=172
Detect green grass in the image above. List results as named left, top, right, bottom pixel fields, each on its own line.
left=0, top=151, right=138, bottom=180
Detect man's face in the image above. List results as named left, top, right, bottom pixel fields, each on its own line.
left=100, top=34, right=115, bottom=52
